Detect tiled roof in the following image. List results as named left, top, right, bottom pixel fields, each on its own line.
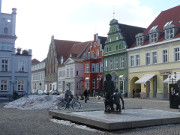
left=118, top=23, right=145, bottom=48
left=131, top=5, right=180, bottom=48
left=31, top=58, right=40, bottom=65
left=54, top=39, right=81, bottom=62
left=70, top=41, right=91, bottom=59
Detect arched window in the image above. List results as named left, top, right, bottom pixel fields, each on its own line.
left=4, top=27, right=8, bottom=34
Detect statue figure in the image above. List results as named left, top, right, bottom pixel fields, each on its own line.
left=103, top=74, right=124, bottom=113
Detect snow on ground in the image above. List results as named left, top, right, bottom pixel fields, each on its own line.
left=4, top=95, right=65, bottom=110
left=50, top=119, right=105, bottom=134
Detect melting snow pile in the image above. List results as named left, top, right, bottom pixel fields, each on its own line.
left=4, top=95, right=64, bottom=110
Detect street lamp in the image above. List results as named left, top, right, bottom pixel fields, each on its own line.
left=169, top=72, right=176, bottom=84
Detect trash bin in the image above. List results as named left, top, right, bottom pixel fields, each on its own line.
left=169, top=84, right=180, bottom=109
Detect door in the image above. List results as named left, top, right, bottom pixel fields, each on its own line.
left=153, top=76, right=157, bottom=97
left=163, top=75, right=168, bottom=99
left=146, top=81, right=150, bottom=98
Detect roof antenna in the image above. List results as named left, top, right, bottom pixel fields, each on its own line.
left=113, top=6, right=115, bottom=19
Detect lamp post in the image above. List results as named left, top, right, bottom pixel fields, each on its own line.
left=169, top=72, right=176, bottom=84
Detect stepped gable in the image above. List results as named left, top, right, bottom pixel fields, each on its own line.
left=119, top=23, right=145, bottom=48
left=32, top=58, right=40, bottom=65
left=70, top=41, right=91, bottom=59
left=54, top=39, right=81, bottom=62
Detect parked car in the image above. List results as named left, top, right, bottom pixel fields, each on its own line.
left=31, top=90, right=38, bottom=95
left=38, top=90, right=44, bottom=95
left=49, top=89, right=59, bottom=95
left=43, top=90, right=49, bottom=95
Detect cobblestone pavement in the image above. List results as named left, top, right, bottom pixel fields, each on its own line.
left=1, top=98, right=180, bottom=135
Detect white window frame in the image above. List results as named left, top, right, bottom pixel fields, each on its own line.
left=109, top=59, right=113, bottom=70
left=149, top=33, right=158, bottom=43
left=0, top=80, right=8, bottom=91
left=135, top=55, right=140, bottom=66
left=70, top=68, right=73, bottom=77
left=114, top=57, right=119, bottom=69
left=136, top=37, right=143, bottom=46
left=100, top=62, right=103, bottom=72
left=18, top=61, right=25, bottom=72
left=17, top=80, right=24, bottom=91
left=85, top=64, right=89, bottom=73
left=174, top=47, right=180, bottom=61
left=91, top=51, right=94, bottom=58
left=146, top=53, right=151, bottom=65
left=162, top=49, right=168, bottom=63
left=96, top=49, right=99, bottom=57
left=120, top=56, right=124, bottom=69
left=92, top=63, right=96, bottom=72
left=152, top=51, right=157, bottom=64
left=165, top=28, right=174, bottom=40
left=1, top=59, right=8, bottom=71
left=130, top=56, right=134, bottom=67
left=96, top=63, right=99, bottom=72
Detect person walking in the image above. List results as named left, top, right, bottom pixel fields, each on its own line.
left=83, top=89, right=88, bottom=103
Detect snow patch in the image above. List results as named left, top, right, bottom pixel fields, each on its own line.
left=4, top=95, right=64, bottom=110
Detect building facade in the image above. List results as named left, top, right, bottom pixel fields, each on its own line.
left=58, top=41, right=91, bottom=95
left=31, top=59, right=45, bottom=91
left=83, top=34, right=106, bottom=94
left=103, top=19, right=145, bottom=96
left=0, top=0, right=32, bottom=97
left=127, top=6, right=180, bottom=99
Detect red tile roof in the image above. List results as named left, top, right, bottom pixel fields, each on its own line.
left=131, top=5, right=180, bottom=48
left=31, top=58, right=40, bottom=65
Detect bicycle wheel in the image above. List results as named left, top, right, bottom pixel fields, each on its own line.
left=57, top=101, right=67, bottom=110
left=72, top=101, right=81, bottom=109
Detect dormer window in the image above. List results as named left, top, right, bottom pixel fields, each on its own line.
left=136, top=37, right=143, bottom=46
left=164, top=20, right=173, bottom=28
left=165, top=29, right=174, bottom=39
left=149, top=33, right=158, bottom=43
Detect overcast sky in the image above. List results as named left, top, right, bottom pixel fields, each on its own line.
left=2, top=0, right=180, bottom=61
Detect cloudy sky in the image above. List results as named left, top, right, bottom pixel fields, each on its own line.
left=1, top=0, right=180, bottom=61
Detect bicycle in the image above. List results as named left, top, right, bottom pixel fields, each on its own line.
left=57, top=97, right=81, bottom=110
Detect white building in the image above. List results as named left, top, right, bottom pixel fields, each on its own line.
left=58, top=58, right=84, bottom=95
left=31, top=59, right=45, bottom=91
left=0, top=0, right=32, bottom=98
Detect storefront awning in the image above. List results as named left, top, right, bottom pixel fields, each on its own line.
left=135, top=74, right=155, bottom=84
left=163, top=72, right=180, bottom=83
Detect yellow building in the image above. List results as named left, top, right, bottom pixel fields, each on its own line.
left=127, top=6, right=180, bottom=99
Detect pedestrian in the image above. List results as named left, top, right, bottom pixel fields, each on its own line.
left=132, top=89, right=135, bottom=98
left=83, top=89, right=88, bottom=103
left=65, top=88, right=73, bottom=108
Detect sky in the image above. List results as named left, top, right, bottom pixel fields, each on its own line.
left=1, top=0, right=180, bottom=61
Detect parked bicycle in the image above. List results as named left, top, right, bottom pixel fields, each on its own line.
left=57, top=97, right=81, bottom=110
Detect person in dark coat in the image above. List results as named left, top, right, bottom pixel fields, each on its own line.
left=83, top=89, right=88, bottom=103
left=103, top=74, right=115, bottom=112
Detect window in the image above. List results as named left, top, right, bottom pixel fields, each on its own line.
left=76, top=71, right=79, bottom=76
left=92, top=79, right=95, bottom=88
left=18, top=61, right=25, bottom=72
left=135, top=55, right=140, bottom=66
left=18, top=80, right=24, bottom=91
left=116, top=46, right=118, bottom=50
left=109, top=59, right=113, bottom=70
left=152, top=52, right=157, bottom=64
left=146, top=53, right=151, bottom=65
left=114, top=57, right=119, bottom=69
left=120, top=57, right=124, bottom=69
left=107, top=47, right=108, bottom=52
left=104, top=59, right=107, bottom=71
left=130, top=56, right=134, bottom=67
left=136, top=37, right=143, bottom=46
left=70, top=68, right=73, bottom=77
left=150, top=33, right=158, bottom=43
left=174, top=47, right=180, bottom=61
left=116, top=36, right=118, bottom=40
left=4, top=27, right=8, bottom=34
left=92, top=63, right=96, bottom=72
left=109, top=47, right=111, bottom=51
left=85, top=64, right=89, bottom=73
left=96, top=49, right=99, bottom=57
left=1, top=60, right=8, bottom=71
left=66, top=68, right=69, bottom=77
left=96, top=63, right=99, bottom=72
left=94, top=43, right=97, bottom=47
left=91, top=51, right=94, bottom=58
left=1, top=80, right=7, bottom=91
left=165, top=29, right=174, bottom=39
left=109, top=38, right=112, bottom=42
left=162, top=50, right=168, bottom=63
left=100, top=62, right=103, bottom=72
